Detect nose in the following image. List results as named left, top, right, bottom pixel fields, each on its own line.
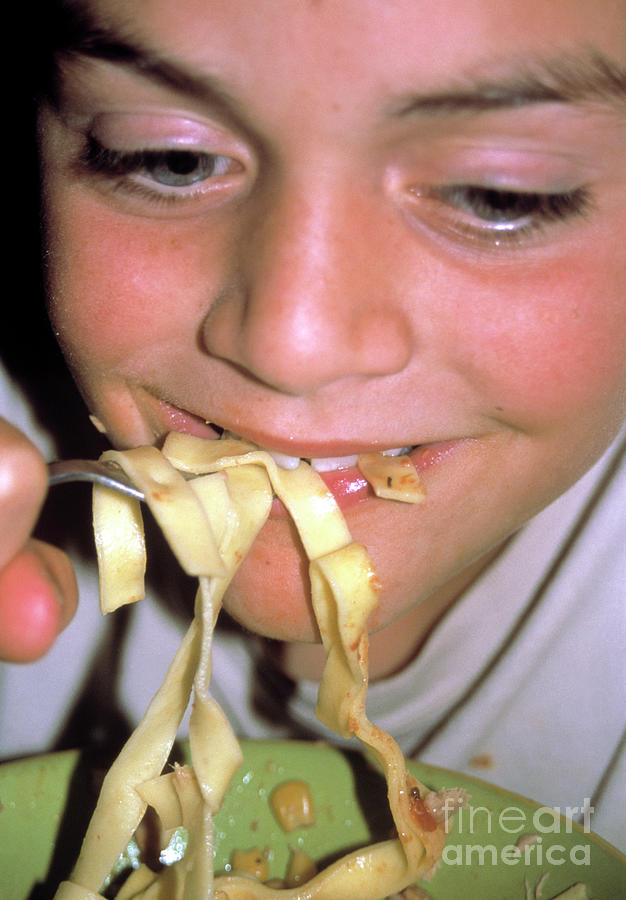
left=201, top=174, right=413, bottom=395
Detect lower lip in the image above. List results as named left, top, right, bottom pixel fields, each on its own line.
left=271, top=441, right=461, bottom=517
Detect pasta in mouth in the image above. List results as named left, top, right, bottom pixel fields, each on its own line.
left=53, top=431, right=460, bottom=900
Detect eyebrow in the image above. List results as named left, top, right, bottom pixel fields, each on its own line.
left=394, top=52, right=626, bottom=116
left=46, top=2, right=626, bottom=117
left=44, top=2, right=238, bottom=112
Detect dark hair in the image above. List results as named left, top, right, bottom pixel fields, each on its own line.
left=4, top=2, right=104, bottom=458
left=31, top=1, right=86, bottom=101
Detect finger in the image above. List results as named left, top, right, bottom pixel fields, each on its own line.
left=0, top=540, right=78, bottom=662
left=0, top=422, right=48, bottom=570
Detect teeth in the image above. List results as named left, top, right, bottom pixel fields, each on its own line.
left=240, top=437, right=414, bottom=472
left=268, top=451, right=362, bottom=472
left=89, top=414, right=107, bottom=435
left=310, top=454, right=359, bottom=473
left=267, top=451, right=301, bottom=470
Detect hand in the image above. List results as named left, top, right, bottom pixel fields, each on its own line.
left=0, top=419, right=77, bottom=662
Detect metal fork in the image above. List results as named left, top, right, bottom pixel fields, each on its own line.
left=47, top=459, right=145, bottom=501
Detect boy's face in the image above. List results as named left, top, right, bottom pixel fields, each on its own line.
left=40, top=0, right=625, bottom=641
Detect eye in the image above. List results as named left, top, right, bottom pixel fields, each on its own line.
left=130, top=149, right=233, bottom=186
left=77, top=137, right=243, bottom=204
left=444, top=186, right=546, bottom=225
left=408, top=183, right=591, bottom=249
left=435, top=185, right=587, bottom=229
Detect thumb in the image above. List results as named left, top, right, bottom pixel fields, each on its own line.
left=0, top=539, right=78, bottom=662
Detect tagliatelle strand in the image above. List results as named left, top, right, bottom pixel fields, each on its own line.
left=161, top=432, right=353, bottom=560
left=164, top=434, right=444, bottom=877
left=55, top=615, right=202, bottom=896
left=311, top=547, right=446, bottom=870
left=56, top=454, right=254, bottom=899
left=92, top=485, right=146, bottom=614
left=54, top=433, right=448, bottom=900
left=101, top=446, right=226, bottom=578
left=187, top=465, right=274, bottom=898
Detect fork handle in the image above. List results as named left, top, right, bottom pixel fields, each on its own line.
left=47, top=459, right=145, bottom=501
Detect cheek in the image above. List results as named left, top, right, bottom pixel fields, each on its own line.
left=453, top=247, right=626, bottom=430
left=45, top=198, right=218, bottom=370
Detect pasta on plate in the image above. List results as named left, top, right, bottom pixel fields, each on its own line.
left=53, top=432, right=457, bottom=900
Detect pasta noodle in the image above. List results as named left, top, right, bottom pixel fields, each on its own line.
left=54, top=433, right=453, bottom=900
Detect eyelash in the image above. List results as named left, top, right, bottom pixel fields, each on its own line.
left=77, top=137, right=239, bottom=205
left=411, top=183, right=592, bottom=248
left=77, top=137, right=592, bottom=249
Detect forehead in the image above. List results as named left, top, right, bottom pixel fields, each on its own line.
left=50, top=0, right=626, bottom=141
left=62, top=0, right=626, bottom=81
left=50, top=0, right=626, bottom=146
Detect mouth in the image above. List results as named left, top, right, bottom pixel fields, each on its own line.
left=257, top=443, right=412, bottom=471
left=260, top=444, right=424, bottom=513
left=148, top=398, right=458, bottom=512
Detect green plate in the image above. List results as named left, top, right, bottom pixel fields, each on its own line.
left=0, top=740, right=624, bottom=899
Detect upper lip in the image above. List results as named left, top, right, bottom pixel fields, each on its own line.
left=152, top=397, right=428, bottom=459
left=214, top=423, right=417, bottom=459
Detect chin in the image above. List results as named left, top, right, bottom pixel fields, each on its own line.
left=220, top=514, right=416, bottom=643
left=222, top=518, right=321, bottom=642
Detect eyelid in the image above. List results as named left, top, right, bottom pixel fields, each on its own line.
left=388, top=137, right=597, bottom=195
left=90, top=111, right=253, bottom=159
